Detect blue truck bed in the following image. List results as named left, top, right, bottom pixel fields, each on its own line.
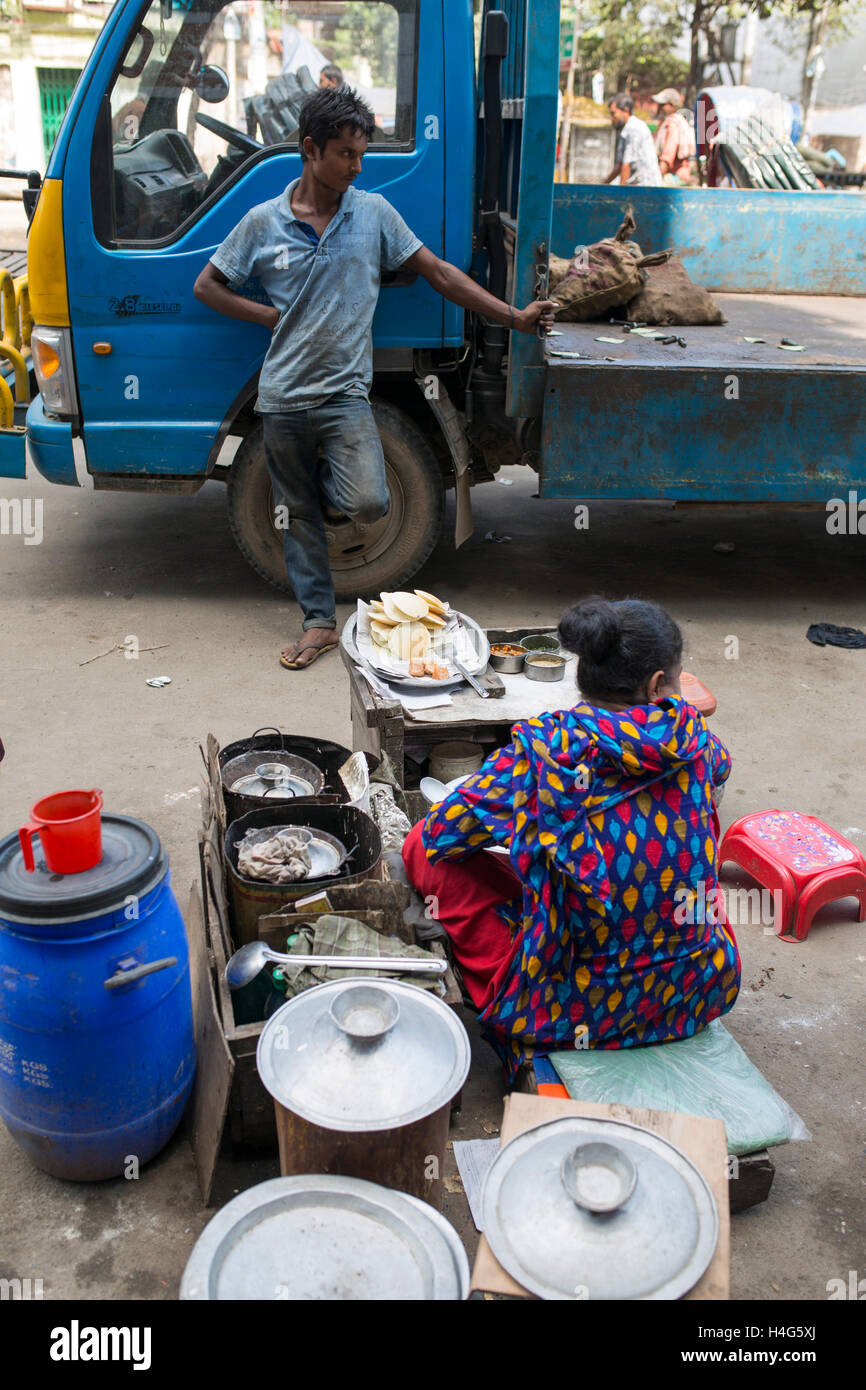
left=539, top=294, right=866, bottom=500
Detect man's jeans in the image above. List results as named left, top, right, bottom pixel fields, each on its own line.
left=262, top=397, right=389, bottom=630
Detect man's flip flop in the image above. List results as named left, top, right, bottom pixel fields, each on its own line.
left=280, top=640, right=339, bottom=670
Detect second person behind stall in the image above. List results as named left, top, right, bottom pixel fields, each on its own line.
left=402, top=596, right=741, bottom=1081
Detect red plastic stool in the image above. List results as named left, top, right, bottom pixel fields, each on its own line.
left=680, top=671, right=717, bottom=717
left=719, top=810, right=866, bottom=943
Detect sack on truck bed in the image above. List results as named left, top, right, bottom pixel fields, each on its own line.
left=550, top=211, right=650, bottom=322
left=624, top=254, right=726, bottom=326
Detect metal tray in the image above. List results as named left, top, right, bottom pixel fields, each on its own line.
left=342, top=610, right=490, bottom=691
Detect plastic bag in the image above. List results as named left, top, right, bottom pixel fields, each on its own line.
left=549, top=1019, right=810, bottom=1155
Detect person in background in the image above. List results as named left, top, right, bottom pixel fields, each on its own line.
left=319, top=63, right=344, bottom=89
left=402, top=597, right=740, bottom=1081
left=653, top=87, right=696, bottom=184
left=606, top=93, right=662, bottom=186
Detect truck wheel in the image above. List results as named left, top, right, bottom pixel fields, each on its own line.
left=226, top=399, right=446, bottom=602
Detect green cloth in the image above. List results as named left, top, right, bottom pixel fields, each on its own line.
left=278, top=913, right=446, bottom=998
left=549, top=1020, right=808, bottom=1155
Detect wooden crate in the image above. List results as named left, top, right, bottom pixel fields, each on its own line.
left=188, top=838, right=463, bottom=1196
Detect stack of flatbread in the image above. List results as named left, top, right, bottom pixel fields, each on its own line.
left=368, top=589, right=451, bottom=679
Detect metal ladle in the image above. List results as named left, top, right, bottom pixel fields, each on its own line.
left=225, top=939, right=448, bottom=990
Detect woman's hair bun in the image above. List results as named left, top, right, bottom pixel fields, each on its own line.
left=558, top=597, right=622, bottom=663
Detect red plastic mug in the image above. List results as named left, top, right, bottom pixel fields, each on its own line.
left=19, top=789, right=104, bottom=874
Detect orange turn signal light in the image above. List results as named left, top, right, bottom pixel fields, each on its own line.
left=31, top=338, right=60, bottom=379
left=92, top=342, right=112, bottom=355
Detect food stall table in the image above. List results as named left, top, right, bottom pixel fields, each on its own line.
left=339, top=624, right=576, bottom=813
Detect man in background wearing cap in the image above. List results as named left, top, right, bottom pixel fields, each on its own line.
left=653, top=89, right=696, bottom=184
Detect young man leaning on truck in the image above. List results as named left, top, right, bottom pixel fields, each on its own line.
left=194, top=87, right=556, bottom=671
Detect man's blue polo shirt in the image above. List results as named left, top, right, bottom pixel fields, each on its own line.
left=210, top=179, right=423, bottom=412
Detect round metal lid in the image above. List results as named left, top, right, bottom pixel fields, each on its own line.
left=0, top=815, right=165, bottom=923
left=256, top=978, right=471, bottom=1132
left=481, top=1116, right=719, bottom=1301
left=180, top=1175, right=469, bottom=1300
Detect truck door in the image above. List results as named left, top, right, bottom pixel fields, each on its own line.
left=61, top=0, right=443, bottom=483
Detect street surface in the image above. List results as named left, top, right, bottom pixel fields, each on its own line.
left=1, top=460, right=864, bottom=1300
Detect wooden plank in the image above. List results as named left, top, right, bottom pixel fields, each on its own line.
left=471, top=1093, right=729, bottom=1301
left=186, top=882, right=235, bottom=1205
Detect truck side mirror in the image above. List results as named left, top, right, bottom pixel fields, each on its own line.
left=195, top=64, right=231, bottom=105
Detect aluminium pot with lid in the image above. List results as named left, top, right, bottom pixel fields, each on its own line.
left=257, top=978, right=471, bottom=1205
left=180, top=1174, right=469, bottom=1300
left=481, top=1115, right=719, bottom=1300
left=257, top=978, right=470, bottom=1132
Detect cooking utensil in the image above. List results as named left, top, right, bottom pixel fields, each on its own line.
left=420, top=775, right=469, bottom=806
left=180, top=1174, right=469, bottom=1300
left=520, top=633, right=561, bottom=654
left=257, top=979, right=471, bottom=1204
left=226, top=939, right=448, bottom=989
left=452, top=654, right=490, bottom=699
left=524, top=654, right=567, bottom=683
left=489, top=646, right=528, bottom=674
left=481, top=1115, right=719, bottom=1300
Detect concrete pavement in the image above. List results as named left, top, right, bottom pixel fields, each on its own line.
left=1, top=462, right=864, bottom=1300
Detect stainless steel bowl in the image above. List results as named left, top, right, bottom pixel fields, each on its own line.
left=525, top=654, right=566, bottom=682
left=520, top=633, right=561, bottom=655
left=489, top=647, right=528, bottom=674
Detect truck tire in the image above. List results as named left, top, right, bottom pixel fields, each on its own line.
left=226, top=399, right=446, bottom=602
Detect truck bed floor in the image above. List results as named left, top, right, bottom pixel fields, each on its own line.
left=549, top=294, right=866, bottom=370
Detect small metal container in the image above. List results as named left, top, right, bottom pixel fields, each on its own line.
left=521, top=633, right=561, bottom=655
left=524, top=654, right=567, bottom=682
left=489, top=644, right=528, bottom=674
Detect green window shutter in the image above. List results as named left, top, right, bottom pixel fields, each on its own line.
left=36, top=68, right=81, bottom=163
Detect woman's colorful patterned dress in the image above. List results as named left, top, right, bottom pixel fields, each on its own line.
left=418, top=696, right=741, bottom=1080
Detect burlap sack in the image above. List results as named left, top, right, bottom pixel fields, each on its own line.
left=551, top=211, right=648, bottom=323
left=625, top=256, right=725, bottom=326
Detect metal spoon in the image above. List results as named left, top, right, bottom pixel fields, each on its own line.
left=225, top=939, right=448, bottom=990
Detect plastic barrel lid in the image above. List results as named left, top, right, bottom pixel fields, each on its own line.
left=0, top=815, right=165, bottom=922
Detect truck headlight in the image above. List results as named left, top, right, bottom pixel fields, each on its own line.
left=31, top=326, right=77, bottom=419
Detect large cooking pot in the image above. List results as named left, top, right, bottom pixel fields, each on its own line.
left=256, top=979, right=471, bottom=1208
left=224, top=803, right=382, bottom=945
left=219, top=730, right=379, bottom=827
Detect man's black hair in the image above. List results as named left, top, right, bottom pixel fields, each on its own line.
left=320, top=63, right=344, bottom=86
left=298, top=86, right=375, bottom=161
left=609, top=92, right=634, bottom=114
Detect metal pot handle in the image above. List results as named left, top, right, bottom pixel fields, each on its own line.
left=249, top=727, right=286, bottom=752
left=104, top=956, right=177, bottom=990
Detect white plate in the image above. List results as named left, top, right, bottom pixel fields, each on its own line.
left=344, top=610, right=490, bottom=691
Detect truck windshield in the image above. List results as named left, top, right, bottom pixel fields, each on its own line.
left=103, top=0, right=417, bottom=243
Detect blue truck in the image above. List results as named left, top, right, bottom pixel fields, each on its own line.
left=2, top=0, right=864, bottom=597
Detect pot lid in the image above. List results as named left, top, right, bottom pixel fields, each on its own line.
left=0, top=816, right=164, bottom=923
left=256, top=978, right=470, bottom=1131
left=481, top=1116, right=718, bottom=1300
left=180, top=1175, right=469, bottom=1300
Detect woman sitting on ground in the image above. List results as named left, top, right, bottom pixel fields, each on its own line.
left=402, top=597, right=740, bottom=1081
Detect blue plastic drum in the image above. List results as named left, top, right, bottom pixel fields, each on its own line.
left=0, top=815, right=195, bottom=1180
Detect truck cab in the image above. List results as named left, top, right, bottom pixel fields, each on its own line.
left=10, top=0, right=486, bottom=598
